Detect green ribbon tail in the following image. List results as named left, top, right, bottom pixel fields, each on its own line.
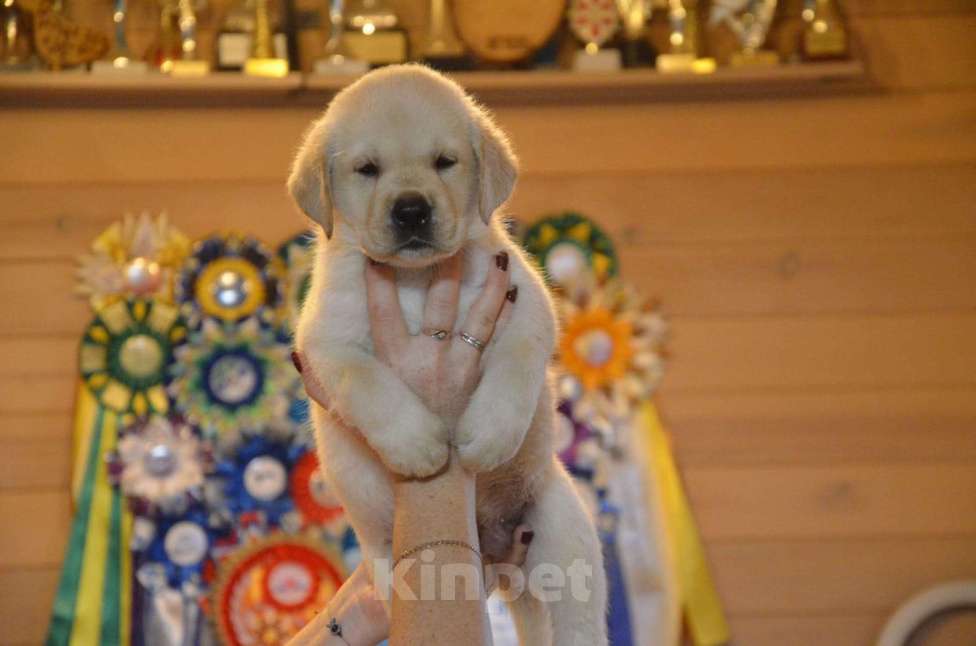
left=45, top=407, right=105, bottom=646
left=100, top=487, right=123, bottom=645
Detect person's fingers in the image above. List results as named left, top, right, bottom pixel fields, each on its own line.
left=456, top=250, right=512, bottom=351
left=365, top=260, right=409, bottom=362
left=503, top=525, right=534, bottom=567
left=422, top=254, right=461, bottom=334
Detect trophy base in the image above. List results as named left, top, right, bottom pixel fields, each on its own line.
left=313, top=56, right=369, bottom=76
left=91, top=58, right=149, bottom=75
left=730, top=50, right=779, bottom=67
left=803, top=29, right=848, bottom=60
left=244, top=57, right=289, bottom=78
left=572, top=48, right=621, bottom=72
left=165, top=60, right=210, bottom=77
left=656, top=54, right=716, bottom=74
left=344, top=30, right=408, bottom=65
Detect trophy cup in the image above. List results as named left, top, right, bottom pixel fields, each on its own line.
left=0, top=0, right=36, bottom=70
left=801, top=0, right=847, bottom=61
left=568, top=0, right=621, bottom=72
left=656, top=0, right=713, bottom=73
left=615, top=0, right=653, bottom=67
left=341, top=0, right=407, bottom=66
left=216, top=0, right=288, bottom=72
left=157, top=0, right=209, bottom=75
left=312, top=0, right=367, bottom=75
left=709, top=0, right=778, bottom=67
left=420, top=0, right=466, bottom=69
left=244, top=0, right=289, bottom=76
left=92, top=0, right=148, bottom=73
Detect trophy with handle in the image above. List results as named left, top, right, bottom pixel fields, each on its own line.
left=0, top=0, right=37, bottom=70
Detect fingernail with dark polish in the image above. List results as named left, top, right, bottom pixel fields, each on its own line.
left=496, top=251, right=509, bottom=271
left=521, top=530, right=534, bottom=545
left=506, top=286, right=518, bottom=303
left=290, top=351, right=303, bottom=374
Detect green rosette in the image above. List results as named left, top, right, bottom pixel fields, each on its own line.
left=522, top=212, right=619, bottom=286
left=79, top=299, right=186, bottom=419
left=167, top=317, right=297, bottom=442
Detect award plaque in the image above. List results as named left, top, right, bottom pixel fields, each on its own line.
left=568, top=0, right=620, bottom=72
left=709, top=0, right=778, bottom=67
left=312, top=0, right=368, bottom=75
left=244, top=0, right=289, bottom=77
left=420, top=0, right=466, bottom=69
left=91, top=0, right=148, bottom=73
left=340, top=0, right=407, bottom=66
left=801, top=0, right=847, bottom=61
left=453, top=0, right=564, bottom=65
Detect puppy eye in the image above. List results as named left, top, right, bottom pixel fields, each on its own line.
left=435, top=155, right=457, bottom=171
left=355, top=161, right=379, bottom=177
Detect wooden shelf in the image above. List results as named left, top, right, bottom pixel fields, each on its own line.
left=0, top=60, right=871, bottom=108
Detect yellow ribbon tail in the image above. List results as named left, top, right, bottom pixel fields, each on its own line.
left=640, top=402, right=731, bottom=646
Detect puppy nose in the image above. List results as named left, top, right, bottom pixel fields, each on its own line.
left=391, top=193, right=432, bottom=234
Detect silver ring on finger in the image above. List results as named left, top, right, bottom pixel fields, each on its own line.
left=423, top=327, right=450, bottom=341
left=458, top=331, right=486, bottom=352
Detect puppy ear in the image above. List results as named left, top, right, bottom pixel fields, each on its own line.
left=287, top=118, right=334, bottom=238
left=472, top=110, right=518, bottom=224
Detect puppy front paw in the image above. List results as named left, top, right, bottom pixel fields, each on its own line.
left=456, top=403, right=524, bottom=473
left=373, top=406, right=449, bottom=478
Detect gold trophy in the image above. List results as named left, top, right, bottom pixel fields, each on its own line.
left=420, top=0, right=465, bottom=69
left=0, top=0, right=36, bottom=70
left=568, top=0, right=621, bottom=71
left=615, top=0, right=653, bottom=67
left=341, top=0, right=407, bottom=66
left=244, top=0, right=288, bottom=76
left=801, top=0, right=847, bottom=60
left=313, top=0, right=367, bottom=74
left=172, top=0, right=209, bottom=74
left=709, top=0, right=778, bottom=67
left=656, top=0, right=713, bottom=73
left=92, top=0, right=148, bottom=73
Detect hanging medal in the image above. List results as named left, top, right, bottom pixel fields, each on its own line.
left=80, top=299, right=187, bottom=418
left=177, top=233, right=283, bottom=325
left=522, top=212, right=619, bottom=287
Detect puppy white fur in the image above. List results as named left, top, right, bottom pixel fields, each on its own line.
left=289, top=64, right=607, bottom=645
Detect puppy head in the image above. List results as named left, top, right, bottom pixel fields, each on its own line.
left=287, top=64, right=518, bottom=268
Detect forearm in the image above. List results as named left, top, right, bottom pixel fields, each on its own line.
left=389, top=449, right=487, bottom=646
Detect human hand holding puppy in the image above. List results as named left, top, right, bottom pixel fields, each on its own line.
left=364, top=252, right=514, bottom=428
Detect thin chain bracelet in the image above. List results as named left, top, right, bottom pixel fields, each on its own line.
left=393, top=539, right=481, bottom=569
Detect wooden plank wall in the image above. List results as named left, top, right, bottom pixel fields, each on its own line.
left=2, top=1, right=975, bottom=644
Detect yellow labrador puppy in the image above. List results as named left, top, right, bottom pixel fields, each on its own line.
left=289, top=64, right=607, bottom=645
